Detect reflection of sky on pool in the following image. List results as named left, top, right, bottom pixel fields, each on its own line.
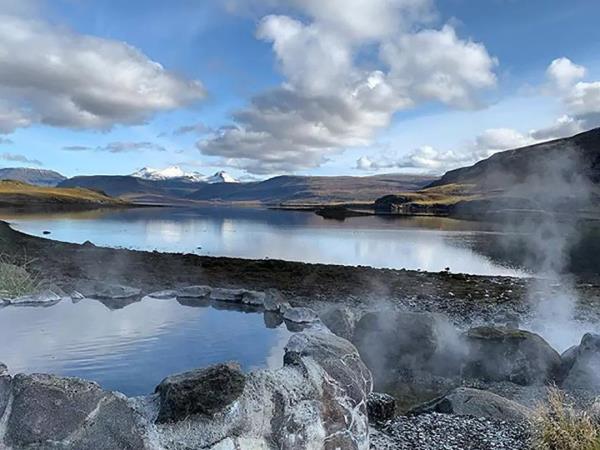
left=0, top=298, right=291, bottom=396
left=1, top=206, right=525, bottom=276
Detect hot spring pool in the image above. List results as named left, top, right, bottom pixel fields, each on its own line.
left=0, top=297, right=292, bottom=396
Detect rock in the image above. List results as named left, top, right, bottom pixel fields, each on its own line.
left=210, top=288, right=245, bottom=303
left=0, top=365, right=10, bottom=420
left=367, top=392, right=396, bottom=423
left=66, top=394, right=149, bottom=450
left=558, top=345, right=579, bottom=382
left=463, top=327, right=561, bottom=385
left=282, top=331, right=372, bottom=449
left=241, top=290, right=265, bottom=306
left=6, top=289, right=62, bottom=307
left=321, top=306, right=356, bottom=341
left=75, top=280, right=141, bottom=300
left=4, top=373, right=147, bottom=449
left=563, top=333, right=600, bottom=392
left=263, top=311, right=284, bottom=328
left=155, top=362, right=246, bottom=423
left=82, top=240, right=96, bottom=248
left=146, top=289, right=178, bottom=300
left=282, top=305, right=319, bottom=324
left=409, top=387, right=531, bottom=422
left=263, top=288, right=284, bottom=312
left=353, top=310, right=453, bottom=385
left=70, top=290, right=85, bottom=303
left=177, top=285, right=212, bottom=298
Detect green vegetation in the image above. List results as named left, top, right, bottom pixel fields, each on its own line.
left=0, top=180, right=127, bottom=206
left=532, top=387, right=600, bottom=450
left=0, top=254, right=41, bottom=299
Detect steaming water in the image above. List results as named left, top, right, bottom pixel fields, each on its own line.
left=0, top=206, right=526, bottom=276
left=0, top=298, right=291, bottom=396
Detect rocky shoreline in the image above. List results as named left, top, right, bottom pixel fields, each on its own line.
left=3, top=220, right=600, bottom=449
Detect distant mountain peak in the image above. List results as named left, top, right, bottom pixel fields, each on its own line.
left=131, top=166, right=205, bottom=182
left=206, top=171, right=239, bottom=184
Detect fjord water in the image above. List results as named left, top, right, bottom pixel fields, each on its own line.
left=0, top=298, right=291, bottom=396
left=0, top=206, right=525, bottom=276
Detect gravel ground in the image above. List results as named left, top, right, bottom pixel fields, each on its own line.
left=370, top=413, right=531, bottom=450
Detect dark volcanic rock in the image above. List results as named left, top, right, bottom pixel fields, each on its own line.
left=353, top=311, right=446, bottom=384
left=176, top=285, right=212, bottom=298
left=563, top=333, right=600, bottom=392
left=3, top=373, right=146, bottom=449
left=155, top=363, right=246, bottom=423
left=67, top=395, right=148, bottom=450
left=75, top=280, right=141, bottom=300
left=464, top=327, right=561, bottom=385
left=368, top=392, right=396, bottom=423
left=6, top=374, right=105, bottom=446
left=321, top=306, right=356, bottom=341
left=409, top=387, right=530, bottom=422
left=0, top=370, right=10, bottom=420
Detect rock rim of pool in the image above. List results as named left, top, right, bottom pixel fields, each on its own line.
left=0, top=326, right=373, bottom=450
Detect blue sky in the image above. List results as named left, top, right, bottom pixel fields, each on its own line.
left=0, top=0, right=599, bottom=178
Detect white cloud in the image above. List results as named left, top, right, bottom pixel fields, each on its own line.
left=546, top=57, right=586, bottom=91
left=201, top=0, right=498, bottom=174
left=357, top=128, right=533, bottom=173
left=530, top=115, right=584, bottom=141
left=0, top=10, right=205, bottom=134
left=63, top=141, right=167, bottom=154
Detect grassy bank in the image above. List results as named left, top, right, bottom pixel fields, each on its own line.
left=0, top=180, right=128, bottom=207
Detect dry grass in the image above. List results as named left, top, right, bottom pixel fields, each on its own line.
left=0, top=180, right=125, bottom=204
left=0, top=254, right=42, bottom=299
left=532, top=387, right=600, bottom=450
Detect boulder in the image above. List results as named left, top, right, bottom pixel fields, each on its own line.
left=352, top=311, right=450, bottom=384
left=558, top=345, right=579, bottom=382
left=4, top=373, right=147, bottom=449
left=282, top=305, right=319, bottom=324
left=463, top=327, right=561, bottom=385
left=367, top=392, right=396, bottom=423
left=408, top=387, right=530, bottom=422
left=263, top=289, right=285, bottom=312
left=563, top=333, right=600, bottom=392
left=155, top=363, right=246, bottom=423
left=210, top=288, right=245, bottom=303
left=177, top=285, right=212, bottom=298
left=70, top=290, right=85, bottom=303
left=241, top=290, right=266, bottom=306
left=75, top=281, right=141, bottom=300
left=320, top=306, right=356, bottom=341
left=6, top=289, right=62, bottom=307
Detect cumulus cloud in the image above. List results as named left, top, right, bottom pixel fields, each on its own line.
left=357, top=56, right=600, bottom=175
left=1, top=152, right=41, bottom=166
left=0, top=7, right=205, bottom=134
left=62, top=142, right=167, bottom=153
left=546, top=57, right=586, bottom=91
left=357, top=128, right=534, bottom=173
left=200, top=0, right=498, bottom=174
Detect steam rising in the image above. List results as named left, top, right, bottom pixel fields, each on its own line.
left=501, top=143, right=595, bottom=352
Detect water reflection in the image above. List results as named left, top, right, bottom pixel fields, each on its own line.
left=0, top=206, right=525, bottom=276
left=0, top=298, right=291, bottom=396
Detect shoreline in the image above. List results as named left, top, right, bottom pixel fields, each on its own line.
left=2, top=220, right=600, bottom=324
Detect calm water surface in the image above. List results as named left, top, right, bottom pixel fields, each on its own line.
left=0, top=298, right=290, bottom=396
left=0, top=206, right=526, bottom=276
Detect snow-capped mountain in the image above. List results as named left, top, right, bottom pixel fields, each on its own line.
left=131, top=166, right=205, bottom=182
left=205, top=171, right=239, bottom=184
left=131, top=166, right=238, bottom=184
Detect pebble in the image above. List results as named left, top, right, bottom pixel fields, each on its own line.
left=370, top=413, right=530, bottom=450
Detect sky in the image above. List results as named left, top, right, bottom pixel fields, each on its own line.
left=0, top=0, right=599, bottom=179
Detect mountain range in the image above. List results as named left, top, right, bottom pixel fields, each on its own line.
left=3, top=127, right=599, bottom=208
left=0, top=168, right=66, bottom=187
